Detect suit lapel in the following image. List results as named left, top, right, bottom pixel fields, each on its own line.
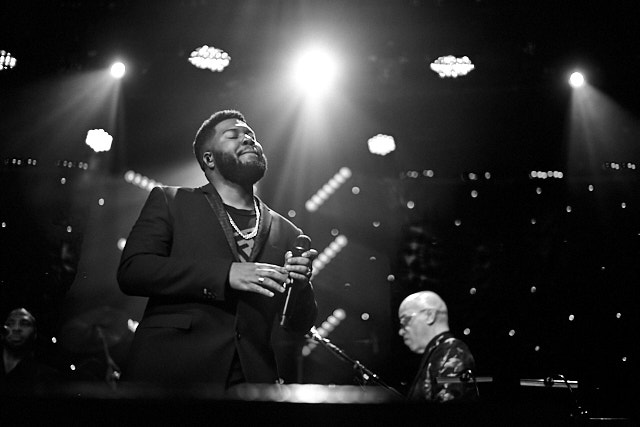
left=199, top=183, right=272, bottom=263
left=250, top=197, right=272, bottom=262
left=200, top=183, right=242, bottom=262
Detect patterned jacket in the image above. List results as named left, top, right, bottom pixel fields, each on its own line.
left=407, top=331, right=477, bottom=402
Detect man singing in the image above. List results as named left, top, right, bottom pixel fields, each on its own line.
left=118, top=110, right=317, bottom=389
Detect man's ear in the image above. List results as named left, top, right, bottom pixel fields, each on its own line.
left=424, top=309, right=437, bottom=325
left=203, top=152, right=215, bottom=169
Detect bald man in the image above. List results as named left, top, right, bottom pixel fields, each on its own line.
left=398, top=291, right=477, bottom=402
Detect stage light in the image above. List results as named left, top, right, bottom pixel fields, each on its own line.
left=305, top=167, right=352, bottom=212
left=3, top=157, right=38, bottom=168
left=292, top=47, right=338, bottom=95
left=430, top=55, right=474, bottom=78
left=529, top=170, right=564, bottom=179
left=603, top=161, right=636, bottom=171
left=188, top=45, right=230, bottom=72
left=110, top=62, right=126, bottom=79
left=367, top=134, right=396, bottom=156
left=302, top=310, right=346, bottom=357
left=57, top=160, right=89, bottom=170
left=123, top=170, right=163, bottom=191
left=0, top=50, right=17, bottom=70
left=569, top=71, right=585, bottom=88
left=85, top=129, right=113, bottom=152
left=311, top=234, right=348, bottom=277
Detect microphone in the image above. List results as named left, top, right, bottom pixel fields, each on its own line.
left=280, top=234, right=311, bottom=328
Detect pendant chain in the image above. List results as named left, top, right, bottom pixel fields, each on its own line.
left=226, top=198, right=260, bottom=240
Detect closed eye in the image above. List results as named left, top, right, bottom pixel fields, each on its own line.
left=225, top=129, right=240, bottom=139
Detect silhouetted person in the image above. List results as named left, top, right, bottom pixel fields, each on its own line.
left=1, top=308, right=60, bottom=393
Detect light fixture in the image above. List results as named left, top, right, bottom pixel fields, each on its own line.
left=430, top=55, right=475, bottom=78
left=367, top=134, right=396, bottom=156
left=569, top=71, right=585, bottom=88
left=188, top=45, right=230, bottom=72
left=85, top=129, right=113, bottom=152
left=110, top=62, right=126, bottom=79
left=291, top=46, right=338, bottom=95
left=124, top=170, right=163, bottom=192
left=305, top=167, right=352, bottom=212
left=0, top=50, right=17, bottom=70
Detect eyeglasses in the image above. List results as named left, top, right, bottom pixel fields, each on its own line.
left=398, top=309, right=429, bottom=330
left=398, top=308, right=447, bottom=330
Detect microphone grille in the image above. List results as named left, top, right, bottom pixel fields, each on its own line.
left=294, top=234, right=311, bottom=251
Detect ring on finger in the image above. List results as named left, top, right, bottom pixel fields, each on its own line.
left=258, top=276, right=265, bottom=284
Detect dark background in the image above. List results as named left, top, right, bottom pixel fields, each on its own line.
left=1, top=0, right=638, bottom=417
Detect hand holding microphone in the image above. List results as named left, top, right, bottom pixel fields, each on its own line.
left=281, top=234, right=315, bottom=328
left=285, top=234, right=313, bottom=283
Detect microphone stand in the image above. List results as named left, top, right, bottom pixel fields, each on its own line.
left=96, top=326, right=121, bottom=390
left=306, top=328, right=404, bottom=399
left=520, top=375, right=588, bottom=420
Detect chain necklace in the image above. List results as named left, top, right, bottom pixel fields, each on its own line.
left=226, top=198, right=260, bottom=240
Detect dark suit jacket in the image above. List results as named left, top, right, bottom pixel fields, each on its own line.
left=118, top=184, right=317, bottom=387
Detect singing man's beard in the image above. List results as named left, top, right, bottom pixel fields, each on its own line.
left=214, top=151, right=268, bottom=186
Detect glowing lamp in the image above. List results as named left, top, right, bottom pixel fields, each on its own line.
left=430, top=55, right=475, bottom=78
left=110, top=62, right=126, bottom=79
left=292, top=47, right=338, bottom=95
left=0, top=50, right=17, bottom=70
left=367, top=134, right=396, bottom=156
left=569, top=72, right=585, bottom=88
left=85, top=129, right=113, bottom=152
left=188, top=45, right=231, bottom=72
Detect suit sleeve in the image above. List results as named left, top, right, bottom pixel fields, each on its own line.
left=117, top=187, right=231, bottom=301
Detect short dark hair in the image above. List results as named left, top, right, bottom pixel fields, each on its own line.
left=193, top=109, right=246, bottom=171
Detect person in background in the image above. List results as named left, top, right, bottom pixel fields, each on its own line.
left=1, top=307, right=60, bottom=393
left=398, top=291, right=477, bottom=402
